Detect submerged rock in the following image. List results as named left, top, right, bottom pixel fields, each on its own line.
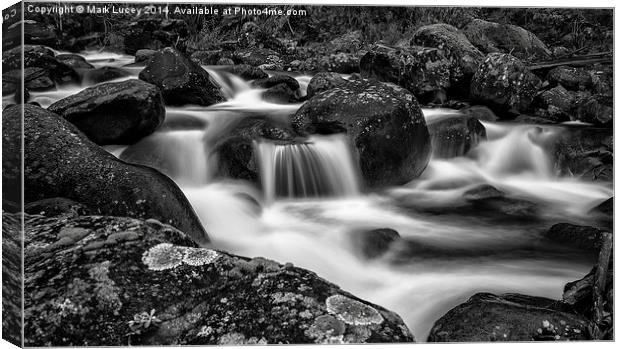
left=292, top=80, right=431, bottom=188
left=139, top=47, right=224, bottom=106
left=48, top=79, right=165, bottom=145
left=20, top=213, right=414, bottom=346
left=427, top=114, right=486, bottom=158
left=428, top=293, right=589, bottom=342
left=352, top=228, right=401, bottom=259
left=470, top=53, right=541, bottom=115
left=2, top=104, right=208, bottom=244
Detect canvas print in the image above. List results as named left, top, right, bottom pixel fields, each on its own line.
left=1, top=1, right=614, bottom=346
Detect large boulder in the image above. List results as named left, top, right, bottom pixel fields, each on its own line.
left=470, top=53, right=542, bottom=115
left=463, top=19, right=551, bottom=59
left=252, top=75, right=301, bottom=104
left=20, top=213, right=415, bottom=346
left=2, top=104, right=208, bottom=244
left=552, top=127, right=612, bottom=181
left=547, top=66, right=592, bottom=91
left=307, top=72, right=348, bottom=98
left=360, top=45, right=451, bottom=101
left=533, top=85, right=575, bottom=122
left=55, top=53, right=95, bottom=69
left=214, top=117, right=298, bottom=182
left=226, top=64, right=268, bottom=80
left=412, top=24, right=485, bottom=87
left=427, top=114, right=486, bottom=158
left=139, top=47, right=225, bottom=106
left=291, top=80, right=431, bottom=188
left=48, top=79, right=165, bottom=145
left=428, top=293, right=589, bottom=342
left=572, top=93, right=613, bottom=127
left=3, top=45, right=80, bottom=84
left=3, top=67, right=55, bottom=93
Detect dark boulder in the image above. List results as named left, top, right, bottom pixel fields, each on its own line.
left=214, top=117, right=297, bottom=182
left=122, top=18, right=189, bottom=55
left=463, top=19, right=551, bottom=59
left=24, top=197, right=91, bottom=217
left=216, top=57, right=235, bottom=65
left=459, top=105, right=498, bottom=122
left=232, top=47, right=281, bottom=68
left=427, top=114, right=486, bottom=158
left=428, top=293, right=589, bottom=342
left=292, top=80, right=431, bottom=188
left=49, top=79, right=165, bottom=145
left=226, top=64, right=268, bottom=80
left=252, top=75, right=301, bottom=104
left=56, top=54, right=95, bottom=69
left=21, top=213, right=414, bottom=346
left=352, top=228, right=401, bottom=259
left=412, top=24, right=485, bottom=87
left=3, top=67, right=55, bottom=92
left=307, top=72, right=348, bottom=98
left=552, top=127, right=612, bottom=181
left=544, top=223, right=607, bottom=251
left=471, top=53, right=541, bottom=115
left=135, top=49, right=157, bottom=64
left=572, top=93, right=613, bottom=127
left=589, top=197, right=613, bottom=217
left=360, top=45, right=451, bottom=101
left=547, top=66, right=592, bottom=91
left=533, top=85, right=575, bottom=122
left=2, top=104, right=208, bottom=244
left=80, top=66, right=131, bottom=84
left=252, top=74, right=300, bottom=90
left=3, top=45, right=80, bottom=84
left=139, top=47, right=224, bottom=106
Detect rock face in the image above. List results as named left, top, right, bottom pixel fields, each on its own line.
left=292, top=80, right=431, bottom=188
left=307, top=72, right=348, bottom=98
left=463, top=19, right=551, bottom=59
left=139, top=47, right=225, bottom=106
left=2, top=104, right=208, bottom=244
left=428, top=293, right=589, bottom=342
left=360, top=45, right=451, bottom=101
left=48, top=79, right=165, bottom=145
left=470, top=53, right=541, bottom=115
left=21, top=213, right=415, bottom=346
left=215, top=117, right=297, bottom=182
left=427, top=114, right=486, bottom=158
left=412, top=24, right=485, bottom=87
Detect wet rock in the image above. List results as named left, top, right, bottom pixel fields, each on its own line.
left=56, top=54, right=95, bottom=69
left=428, top=293, right=589, bottom=342
left=2, top=104, right=208, bottom=244
left=463, top=19, right=551, bottom=59
left=307, top=72, right=348, bottom=98
left=572, top=93, right=612, bottom=127
left=232, top=47, right=281, bottom=68
left=226, top=64, right=268, bottom=80
left=427, top=114, right=486, bottom=158
left=589, top=197, right=613, bottom=217
left=471, top=53, right=542, bottom=115
left=352, top=228, right=401, bottom=259
left=139, top=47, right=225, bottom=106
left=3, top=45, right=80, bottom=84
left=135, top=49, right=157, bottom=64
left=3, top=20, right=58, bottom=49
left=252, top=75, right=301, bottom=104
left=49, top=79, right=165, bottom=145
left=360, top=45, right=451, bottom=101
left=544, top=223, right=607, bottom=251
left=533, top=85, right=575, bottom=122
left=1, top=214, right=21, bottom=347
left=214, top=117, right=297, bottom=182
left=460, top=105, right=498, bottom=122
left=252, top=74, right=300, bottom=90
left=292, top=80, right=431, bottom=188
left=412, top=23, right=485, bottom=88
left=217, top=57, right=235, bottom=65
left=24, top=197, right=91, bottom=217
left=3, top=67, right=55, bottom=92
left=552, top=127, right=612, bottom=181
left=462, top=184, right=505, bottom=200
left=547, top=66, right=592, bottom=91
left=20, top=213, right=414, bottom=346
left=80, top=66, right=131, bottom=84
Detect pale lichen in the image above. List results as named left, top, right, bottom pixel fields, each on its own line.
left=142, top=243, right=184, bottom=271
left=325, top=295, right=384, bottom=326
left=182, top=247, right=219, bottom=266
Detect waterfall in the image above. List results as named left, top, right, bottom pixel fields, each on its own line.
left=205, top=68, right=252, bottom=99
left=257, top=135, right=360, bottom=202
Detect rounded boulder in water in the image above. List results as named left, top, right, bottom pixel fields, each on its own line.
left=48, top=79, right=165, bottom=145
left=3, top=104, right=209, bottom=245
left=292, top=80, right=431, bottom=188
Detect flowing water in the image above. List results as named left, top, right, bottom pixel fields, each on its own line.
left=23, top=52, right=613, bottom=341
